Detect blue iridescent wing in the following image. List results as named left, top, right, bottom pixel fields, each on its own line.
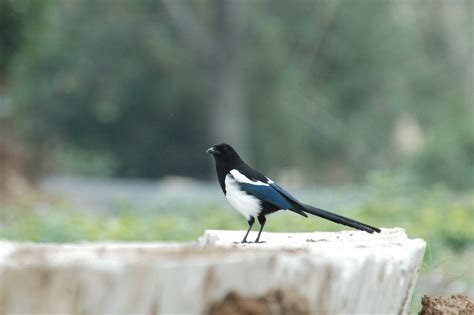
left=239, top=182, right=294, bottom=210
left=239, top=182, right=308, bottom=217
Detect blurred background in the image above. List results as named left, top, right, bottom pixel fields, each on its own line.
left=0, top=0, right=472, bottom=310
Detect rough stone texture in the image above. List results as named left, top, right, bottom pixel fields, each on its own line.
left=208, top=290, right=310, bottom=315
left=0, top=228, right=425, bottom=315
left=420, top=294, right=474, bottom=315
left=200, top=228, right=426, bottom=315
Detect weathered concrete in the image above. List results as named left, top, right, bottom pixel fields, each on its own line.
left=0, top=228, right=425, bottom=315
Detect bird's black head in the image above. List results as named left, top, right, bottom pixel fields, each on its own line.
left=206, top=143, right=241, bottom=162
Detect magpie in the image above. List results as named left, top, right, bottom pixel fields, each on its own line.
left=207, top=143, right=381, bottom=243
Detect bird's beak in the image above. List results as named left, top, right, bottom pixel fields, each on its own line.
left=206, top=146, right=220, bottom=155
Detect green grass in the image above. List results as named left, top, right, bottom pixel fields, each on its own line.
left=3, top=187, right=472, bottom=250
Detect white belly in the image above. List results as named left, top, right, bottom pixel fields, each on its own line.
left=224, top=174, right=261, bottom=220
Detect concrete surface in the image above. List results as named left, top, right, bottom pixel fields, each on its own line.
left=0, top=228, right=425, bottom=314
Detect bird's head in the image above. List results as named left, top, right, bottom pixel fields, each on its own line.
left=206, top=143, right=240, bottom=162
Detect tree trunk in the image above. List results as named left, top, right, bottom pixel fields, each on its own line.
left=0, top=228, right=426, bottom=314
left=209, top=0, right=248, bottom=155
left=162, top=0, right=249, bottom=156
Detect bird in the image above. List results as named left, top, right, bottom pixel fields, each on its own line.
left=207, top=143, right=381, bottom=243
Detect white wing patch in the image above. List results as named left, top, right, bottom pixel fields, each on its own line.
left=229, top=169, right=269, bottom=186
left=225, top=173, right=261, bottom=220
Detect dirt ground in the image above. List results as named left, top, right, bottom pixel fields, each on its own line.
left=208, top=290, right=309, bottom=315
left=419, top=294, right=474, bottom=315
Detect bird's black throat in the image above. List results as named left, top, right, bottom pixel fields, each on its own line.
left=213, top=157, right=244, bottom=194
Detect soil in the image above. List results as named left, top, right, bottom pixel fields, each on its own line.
left=207, top=290, right=309, bottom=315
left=419, top=294, right=474, bottom=315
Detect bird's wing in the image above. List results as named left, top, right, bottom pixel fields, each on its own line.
left=269, top=182, right=301, bottom=204
left=229, top=170, right=308, bottom=217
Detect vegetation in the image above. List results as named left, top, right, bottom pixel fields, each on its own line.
left=1, top=0, right=472, bottom=187
left=1, top=175, right=472, bottom=252
left=2, top=192, right=473, bottom=250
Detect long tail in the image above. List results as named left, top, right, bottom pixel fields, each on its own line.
left=301, top=204, right=381, bottom=234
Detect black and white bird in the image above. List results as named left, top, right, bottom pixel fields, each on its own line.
left=207, top=143, right=381, bottom=243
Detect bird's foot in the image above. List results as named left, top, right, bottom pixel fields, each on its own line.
left=253, top=240, right=266, bottom=243
left=240, top=239, right=248, bottom=244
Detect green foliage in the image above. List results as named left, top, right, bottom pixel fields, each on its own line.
left=5, top=0, right=474, bottom=188
left=0, top=0, right=48, bottom=74
left=11, top=0, right=210, bottom=178
left=410, top=114, right=474, bottom=189
left=1, top=186, right=472, bottom=252
left=0, top=0, right=22, bottom=73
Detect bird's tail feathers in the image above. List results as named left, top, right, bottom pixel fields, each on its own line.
left=301, top=204, right=381, bottom=234
left=288, top=207, right=308, bottom=218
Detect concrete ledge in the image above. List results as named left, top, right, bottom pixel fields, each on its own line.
left=0, top=228, right=425, bottom=314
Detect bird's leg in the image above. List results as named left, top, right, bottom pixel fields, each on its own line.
left=255, top=215, right=266, bottom=243
left=241, top=217, right=255, bottom=243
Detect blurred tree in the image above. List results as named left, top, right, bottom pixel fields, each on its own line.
left=12, top=0, right=211, bottom=178
left=0, top=0, right=22, bottom=79
left=0, top=0, right=47, bottom=80
left=0, top=0, right=50, bottom=196
left=7, top=0, right=474, bottom=187
left=162, top=0, right=249, bottom=155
